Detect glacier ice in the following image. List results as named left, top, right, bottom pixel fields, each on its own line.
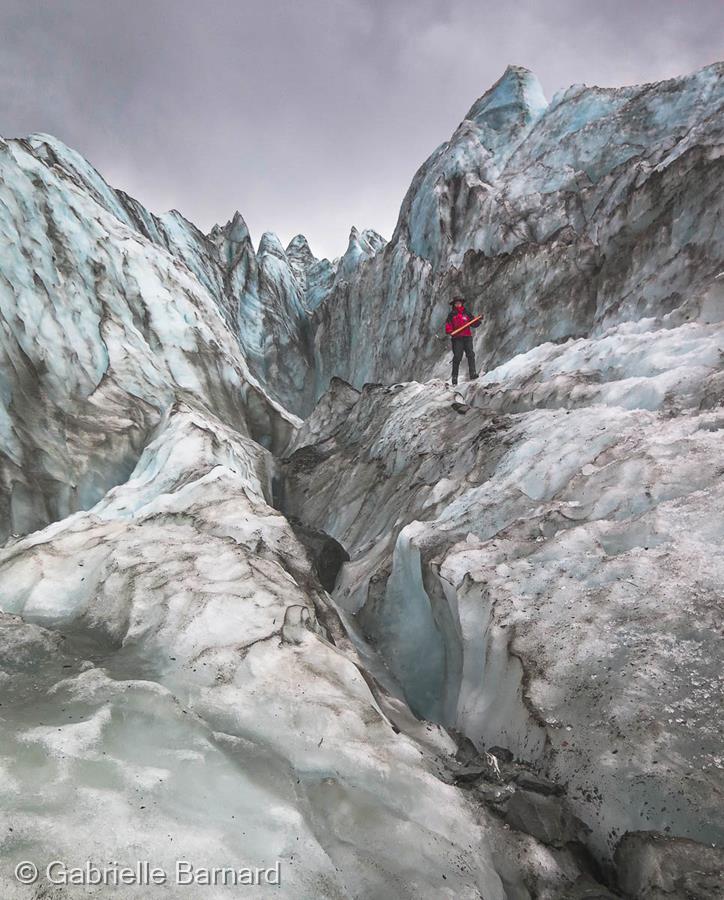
left=305, top=62, right=724, bottom=406
left=1, top=61, right=723, bottom=898
left=280, top=305, right=724, bottom=859
left=0, top=406, right=514, bottom=898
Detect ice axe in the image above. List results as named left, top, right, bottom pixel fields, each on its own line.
left=449, top=315, right=482, bottom=337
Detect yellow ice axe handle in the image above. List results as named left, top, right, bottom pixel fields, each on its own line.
left=449, top=315, right=482, bottom=337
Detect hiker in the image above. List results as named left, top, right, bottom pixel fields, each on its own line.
left=445, top=297, right=481, bottom=385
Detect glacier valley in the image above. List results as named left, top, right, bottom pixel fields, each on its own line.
left=0, top=63, right=723, bottom=898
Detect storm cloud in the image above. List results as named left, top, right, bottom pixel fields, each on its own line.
left=1, top=0, right=720, bottom=258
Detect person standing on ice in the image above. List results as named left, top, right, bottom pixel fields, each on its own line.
left=445, top=297, right=481, bottom=385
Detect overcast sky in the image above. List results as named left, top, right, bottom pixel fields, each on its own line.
left=1, top=0, right=720, bottom=258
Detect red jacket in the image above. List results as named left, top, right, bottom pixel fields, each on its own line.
left=445, top=306, right=480, bottom=338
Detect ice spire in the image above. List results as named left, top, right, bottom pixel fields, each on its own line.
left=465, top=65, right=548, bottom=131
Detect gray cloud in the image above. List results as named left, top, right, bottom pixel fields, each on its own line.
left=1, top=0, right=720, bottom=258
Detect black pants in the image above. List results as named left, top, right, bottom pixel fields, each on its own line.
left=451, top=336, right=476, bottom=381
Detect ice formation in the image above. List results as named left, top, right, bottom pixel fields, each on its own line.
left=0, top=62, right=722, bottom=898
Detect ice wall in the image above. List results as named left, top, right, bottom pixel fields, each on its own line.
left=306, top=63, right=724, bottom=406
left=0, top=135, right=298, bottom=543
left=280, top=305, right=724, bottom=876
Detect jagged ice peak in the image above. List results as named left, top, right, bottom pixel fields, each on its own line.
left=465, top=64, right=548, bottom=130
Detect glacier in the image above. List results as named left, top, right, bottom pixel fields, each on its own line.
left=0, top=61, right=723, bottom=898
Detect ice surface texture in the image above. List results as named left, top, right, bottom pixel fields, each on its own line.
left=281, top=314, right=724, bottom=865
left=0, top=61, right=723, bottom=898
left=0, top=135, right=298, bottom=542
left=0, top=406, right=514, bottom=899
